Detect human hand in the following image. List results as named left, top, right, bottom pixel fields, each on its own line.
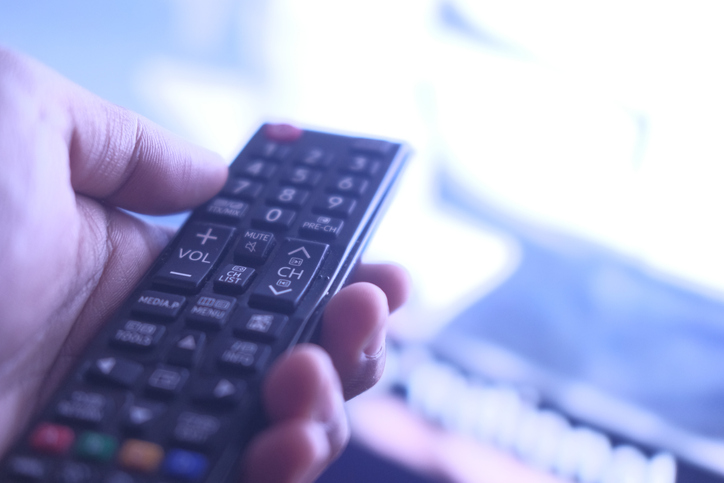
left=0, top=47, right=410, bottom=482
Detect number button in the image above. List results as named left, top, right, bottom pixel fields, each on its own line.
left=252, top=141, right=292, bottom=161
left=313, top=195, right=356, bottom=217
left=341, top=155, right=379, bottom=176
left=252, top=206, right=296, bottom=231
left=221, top=177, right=264, bottom=200
left=236, top=159, right=276, bottom=179
left=297, top=147, right=330, bottom=167
left=284, top=167, right=322, bottom=187
left=327, top=175, right=368, bottom=197
left=268, top=187, right=309, bottom=208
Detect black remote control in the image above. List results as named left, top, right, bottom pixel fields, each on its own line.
left=0, top=124, right=410, bottom=483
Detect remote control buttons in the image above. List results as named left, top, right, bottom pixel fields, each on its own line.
left=237, top=159, right=276, bottom=179
left=154, top=223, right=234, bottom=293
left=172, top=412, right=221, bottom=449
left=340, top=154, right=379, bottom=176
left=57, top=461, right=95, bottom=483
left=167, top=331, right=206, bottom=368
left=299, top=216, right=344, bottom=241
left=122, top=401, right=166, bottom=434
left=118, top=440, right=164, bottom=474
left=233, top=312, right=288, bottom=342
left=297, top=147, right=331, bottom=167
left=131, top=291, right=186, bottom=321
left=327, top=175, right=368, bottom=197
left=203, top=198, right=249, bottom=223
left=110, top=321, right=165, bottom=352
left=87, top=357, right=144, bottom=388
left=186, top=295, right=236, bottom=331
left=217, top=340, right=270, bottom=374
left=56, top=391, right=111, bottom=426
left=252, top=206, right=296, bottom=231
left=74, top=432, right=117, bottom=462
left=351, top=137, right=395, bottom=155
left=191, top=377, right=245, bottom=408
left=221, top=177, right=264, bottom=201
left=235, top=229, right=275, bottom=265
left=252, top=140, right=293, bottom=161
left=268, top=186, right=310, bottom=208
left=284, top=167, right=322, bottom=187
left=29, top=423, right=75, bottom=455
left=249, top=239, right=328, bottom=313
left=146, top=366, right=188, bottom=399
left=213, top=264, right=255, bottom=294
left=6, top=455, right=47, bottom=480
left=162, top=449, right=208, bottom=481
left=313, top=194, right=356, bottom=217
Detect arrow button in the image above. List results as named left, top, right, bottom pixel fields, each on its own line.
left=250, top=239, right=328, bottom=313
left=268, top=286, right=293, bottom=295
left=287, top=246, right=311, bottom=258
left=87, top=356, right=143, bottom=388
left=167, top=331, right=206, bottom=368
left=191, top=377, right=246, bottom=408
left=122, top=401, right=166, bottom=433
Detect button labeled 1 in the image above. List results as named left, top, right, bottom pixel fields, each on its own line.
left=249, top=239, right=328, bottom=313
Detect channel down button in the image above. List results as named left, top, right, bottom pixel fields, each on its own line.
left=249, top=239, right=328, bottom=313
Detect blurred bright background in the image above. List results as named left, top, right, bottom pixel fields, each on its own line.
left=5, top=1, right=724, bottom=482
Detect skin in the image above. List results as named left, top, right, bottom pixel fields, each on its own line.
left=0, top=47, right=411, bottom=482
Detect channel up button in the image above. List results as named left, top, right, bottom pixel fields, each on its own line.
left=249, top=239, right=328, bottom=313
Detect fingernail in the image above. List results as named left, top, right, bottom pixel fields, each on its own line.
left=363, top=327, right=386, bottom=358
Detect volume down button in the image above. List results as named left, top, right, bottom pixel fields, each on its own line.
left=153, top=223, right=235, bottom=293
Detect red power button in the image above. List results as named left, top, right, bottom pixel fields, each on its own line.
left=264, top=123, right=303, bottom=142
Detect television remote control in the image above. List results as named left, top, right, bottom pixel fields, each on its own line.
left=0, top=124, right=410, bottom=483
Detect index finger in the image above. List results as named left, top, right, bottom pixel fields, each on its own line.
left=67, top=94, right=228, bottom=214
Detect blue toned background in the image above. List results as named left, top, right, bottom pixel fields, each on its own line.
left=5, top=1, right=724, bottom=482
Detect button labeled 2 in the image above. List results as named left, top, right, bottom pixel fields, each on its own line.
left=249, top=239, right=328, bottom=312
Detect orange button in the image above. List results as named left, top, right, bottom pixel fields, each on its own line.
left=118, top=439, right=164, bottom=473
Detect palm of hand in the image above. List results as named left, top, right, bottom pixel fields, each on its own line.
left=0, top=51, right=226, bottom=455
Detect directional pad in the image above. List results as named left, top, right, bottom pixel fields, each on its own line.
left=87, top=356, right=144, bottom=388
left=249, top=239, right=328, bottom=313
left=191, top=377, right=245, bottom=408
